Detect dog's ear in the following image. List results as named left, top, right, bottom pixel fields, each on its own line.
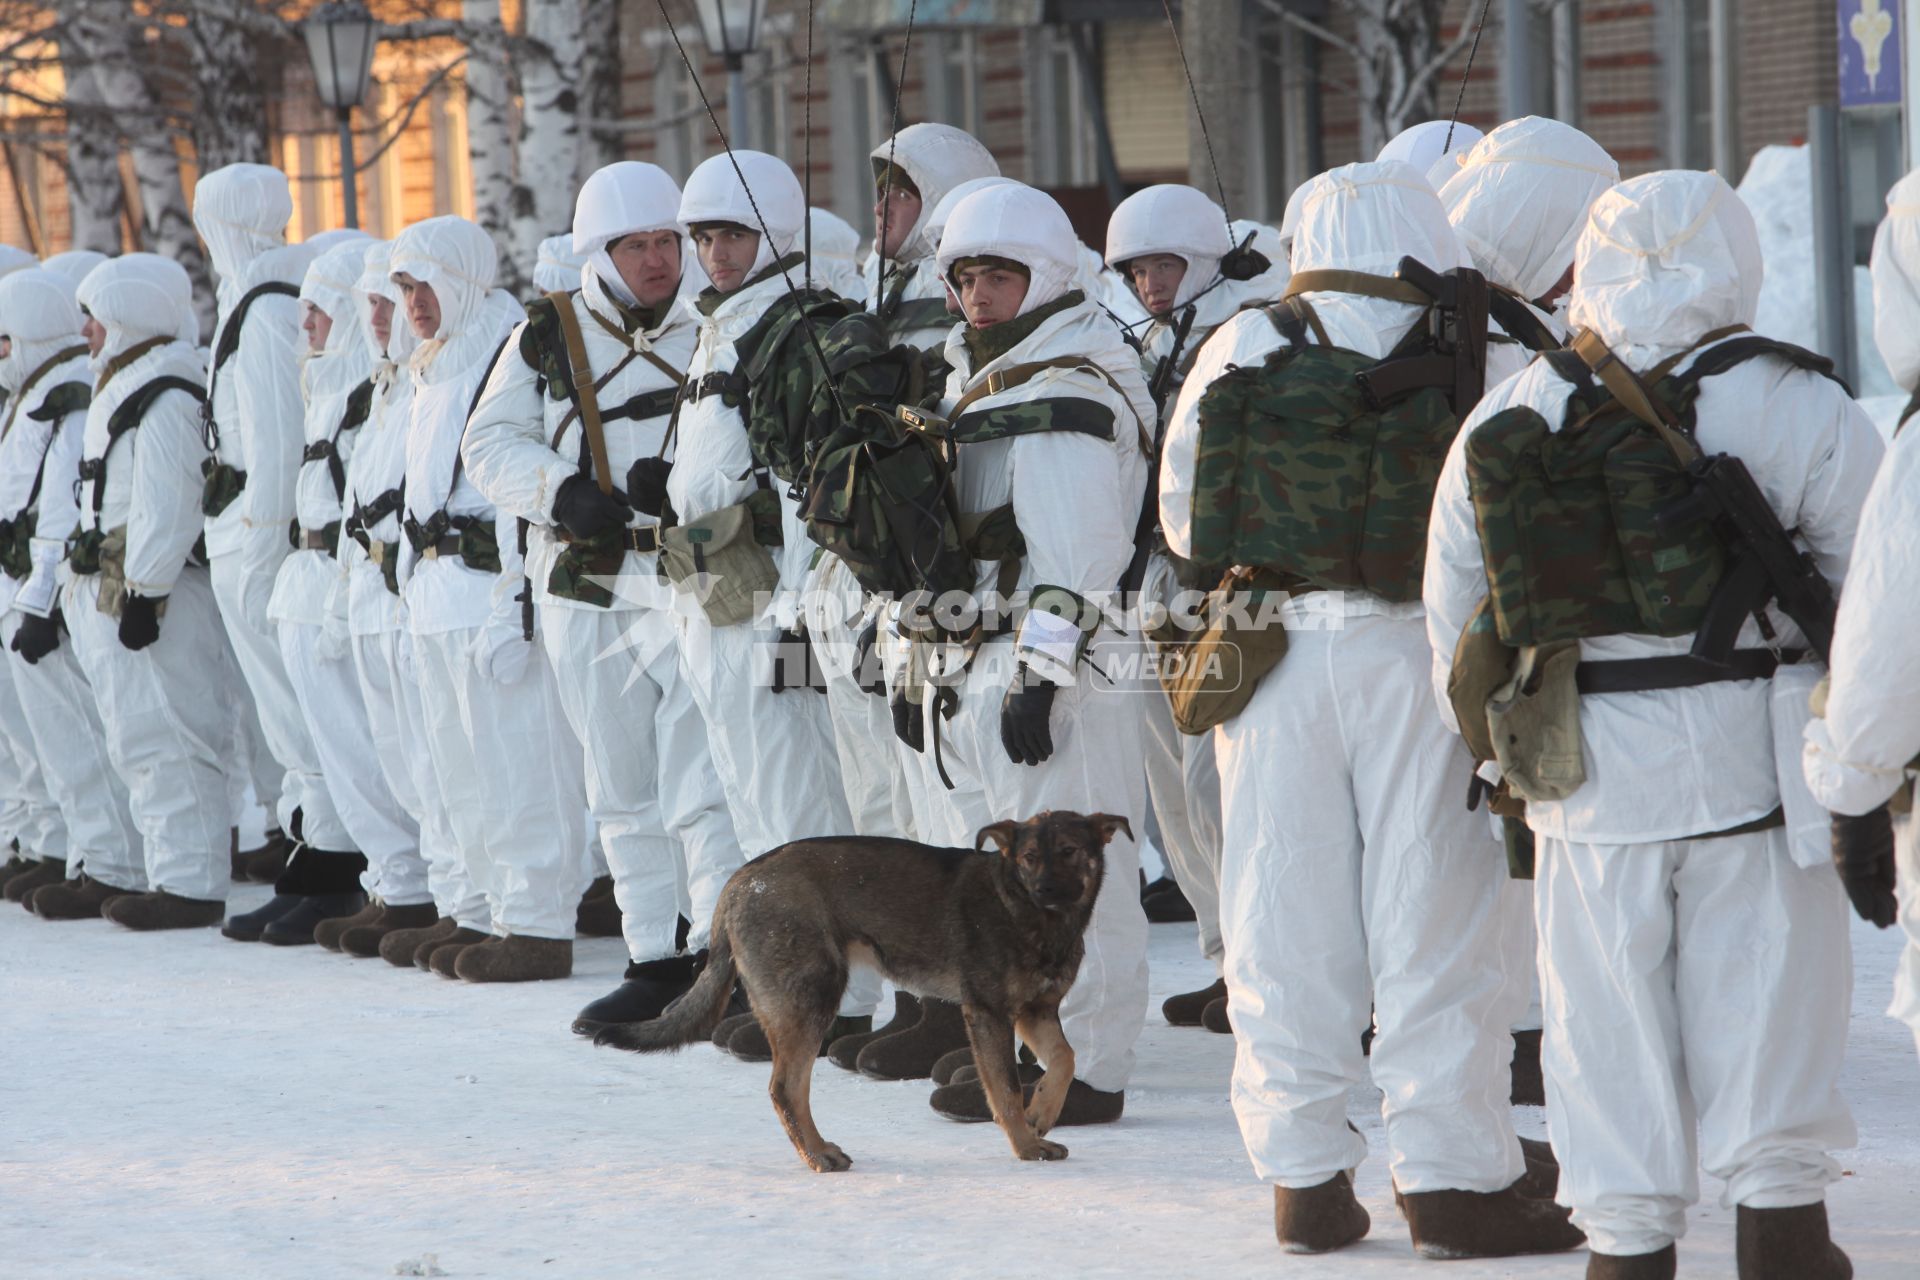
left=1085, top=813, right=1134, bottom=847
left=975, top=821, right=1019, bottom=854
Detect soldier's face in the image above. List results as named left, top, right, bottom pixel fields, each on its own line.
left=396, top=274, right=441, bottom=338
left=81, top=311, right=106, bottom=357
left=368, top=296, right=394, bottom=351
left=1128, top=253, right=1188, bottom=317
left=874, top=181, right=923, bottom=259
left=695, top=226, right=760, bottom=294
left=954, top=263, right=1029, bottom=329
left=607, top=230, right=683, bottom=310
left=302, top=303, right=333, bottom=353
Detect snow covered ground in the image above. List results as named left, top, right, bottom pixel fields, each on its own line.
left=3, top=892, right=1915, bottom=1279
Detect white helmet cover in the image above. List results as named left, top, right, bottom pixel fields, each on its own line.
left=677, top=151, right=805, bottom=281
left=936, top=183, right=1080, bottom=318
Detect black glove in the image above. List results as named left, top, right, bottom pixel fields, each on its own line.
left=626, top=457, right=673, bottom=519
left=10, top=610, right=60, bottom=664
left=118, top=594, right=163, bottom=651
left=851, top=618, right=887, bottom=697
left=552, top=473, right=630, bottom=540
left=769, top=626, right=827, bottom=695
left=891, top=689, right=924, bottom=753
left=1000, top=665, right=1059, bottom=767
left=1831, top=808, right=1899, bottom=928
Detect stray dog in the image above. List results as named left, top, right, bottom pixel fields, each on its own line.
left=595, top=809, right=1131, bottom=1173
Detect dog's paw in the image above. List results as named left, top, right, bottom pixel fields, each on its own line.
left=1017, top=1138, right=1069, bottom=1162
left=804, top=1143, right=853, bottom=1173
left=1024, top=1104, right=1054, bottom=1137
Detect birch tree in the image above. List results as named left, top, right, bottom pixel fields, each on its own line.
left=459, top=0, right=523, bottom=293
left=180, top=3, right=274, bottom=172
left=508, top=0, right=585, bottom=272
left=58, top=46, right=125, bottom=254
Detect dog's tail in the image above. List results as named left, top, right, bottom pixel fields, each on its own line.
left=594, top=927, right=739, bottom=1054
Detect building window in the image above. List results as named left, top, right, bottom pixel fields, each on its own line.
left=1028, top=26, right=1097, bottom=188
left=1667, top=0, right=1737, bottom=175
left=652, top=43, right=706, bottom=180
left=924, top=31, right=982, bottom=136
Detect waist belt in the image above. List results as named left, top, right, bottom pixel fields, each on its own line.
left=422, top=535, right=466, bottom=561
left=555, top=525, right=661, bottom=555
left=679, top=370, right=749, bottom=409
left=1575, top=648, right=1799, bottom=695
left=298, top=524, right=340, bottom=555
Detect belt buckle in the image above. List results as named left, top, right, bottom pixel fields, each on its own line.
left=369, top=541, right=385, bottom=566
left=985, top=369, right=1009, bottom=396
left=633, top=526, right=661, bottom=555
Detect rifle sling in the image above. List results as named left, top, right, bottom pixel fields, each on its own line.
left=547, top=290, right=614, bottom=495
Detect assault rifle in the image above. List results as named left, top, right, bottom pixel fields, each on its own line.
left=1352, top=256, right=1490, bottom=413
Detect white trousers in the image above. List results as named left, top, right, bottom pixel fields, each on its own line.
left=356, top=630, right=465, bottom=921
left=1534, top=828, right=1855, bottom=1256
left=1143, top=689, right=1224, bottom=968
left=801, top=557, right=916, bottom=840
left=1215, top=615, right=1526, bottom=1193
left=209, top=538, right=349, bottom=848
left=2, top=612, right=141, bottom=885
left=0, top=638, right=68, bottom=862
left=413, top=626, right=590, bottom=939
left=542, top=601, right=741, bottom=961
left=927, top=635, right=1150, bottom=1093
left=280, top=621, right=427, bottom=905
left=64, top=571, right=235, bottom=900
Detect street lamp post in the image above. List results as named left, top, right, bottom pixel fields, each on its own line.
left=693, top=0, right=766, bottom=151
left=303, top=1, right=380, bottom=230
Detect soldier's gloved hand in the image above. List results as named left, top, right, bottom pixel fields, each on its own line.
left=625, top=457, right=673, bottom=519
left=1831, top=808, right=1899, bottom=928
left=891, top=689, right=924, bottom=753
left=10, top=610, right=60, bottom=664
left=769, top=626, right=827, bottom=695
left=851, top=618, right=887, bottom=697
left=552, top=473, right=630, bottom=540
left=118, top=594, right=163, bottom=651
left=1000, top=664, right=1059, bottom=767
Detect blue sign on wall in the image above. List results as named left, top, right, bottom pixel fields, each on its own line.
left=1839, top=0, right=1903, bottom=108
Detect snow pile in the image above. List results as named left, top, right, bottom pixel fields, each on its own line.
left=1736, top=145, right=1897, bottom=398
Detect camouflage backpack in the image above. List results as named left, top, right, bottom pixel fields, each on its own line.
left=1187, top=264, right=1487, bottom=603
left=1463, top=332, right=1843, bottom=648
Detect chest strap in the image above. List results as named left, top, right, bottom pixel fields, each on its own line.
left=78, top=376, right=208, bottom=516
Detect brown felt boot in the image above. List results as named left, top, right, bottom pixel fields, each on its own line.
left=1587, top=1244, right=1678, bottom=1279
left=574, top=875, right=622, bottom=937
left=102, top=890, right=225, bottom=931
left=1273, top=1173, right=1371, bottom=1254
left=314, top=899, right=386, bottom=952
left=28, top=874, right=133, bottom=921
left=341, top=901, right=439, bottom=958
left=1201, top=994, right=1234, bottom=1034
left=5, top=858, right=66, bottom=905
left=946, top=1060, right=1043, bottom=1088
left=711, top=1010, right=758, bottom=1051
left=1162, top=976, right=1227, bottom=1027
left=1400, top=1182, right=1586, bottom=1259
left=928, top=1075, right=1124, bottom=1126
left=1735, top=1203, right=1852, bottom=1280
left=1516, top=1136, right=1561, bottom=1201
left=0, top=849, right=37, bottom=894
left=455, top=933, right=573, bottom=982
left=1511, top=1028, right=1546, bottom=1106
left=427, top=929, right=492, bottom=977
left=729, top=1014, right=870, bottom=1063
left=239, top=831, right=290, bottom=884
left=930, top=1046, right=975, bottom=1085
left=827, top=991, right=918, bottom=1071
left=856, top=996, right=970, bottom=1081
left=378, top=915, right=456, bottom=967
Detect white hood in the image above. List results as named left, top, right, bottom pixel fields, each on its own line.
left=1377, top=119, right=1484, bottom=187
left=1104, top=184, right=1237, bottom=311
left=192, top=163, right=294, bottom=285
left=299, top=234, right=373, bottom=326
left=355, top=239, right=415, bottom=368
left=807, top=207, right=867, bottom=300
left=869, top=122, right=1000, bottom=263
left=301, top=239, right=377, bottom=400
left=389, top=214, right=500, bottom=374
left=40, top=250, right=108, bottom=292
left=0, top=268, right=84, bottom=393
left=304, top=227, right=369, bottom=255
left=0, top=244, right=35, bottom=281
left=77, top=252, right=196, bottom=369
left=573, top=161, right=686, bottom=306
left=1870, top=168, right=1920, bottom=395
left=936, top=184, right=1081, bottom=319
left=1566, top=169, right=1763, bottom=372
left=533, top=234, right=588, bottom=295
left=678, top=150, right=805, bottom=280
left=1440, top=116, right=1618, bottom=302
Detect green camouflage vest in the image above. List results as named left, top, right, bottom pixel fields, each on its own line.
left=1464, top=337, right=1839, bottom=648
left=1187, top=303, right=1459, bottom=603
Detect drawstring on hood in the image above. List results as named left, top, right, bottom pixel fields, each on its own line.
left=389, top=215, right=500, bottom=375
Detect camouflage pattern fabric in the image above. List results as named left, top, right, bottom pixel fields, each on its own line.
left=200, top=460, right=246, bottom=518
left=1188, top=343, right=1457, bottom=603
left=1465, top=388, right=1725, bottom=648
left=0, top=517, right=29, bottom=580
left=547, top=528, right=625, bottom=608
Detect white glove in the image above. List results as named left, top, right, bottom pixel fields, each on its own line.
left=236, top=524, right=290, bottom=635
left=469, top=611, right=532, bottom=685
left=396, top=629, right=417, bottom=685
left=313, top=574, right=351, bottom=663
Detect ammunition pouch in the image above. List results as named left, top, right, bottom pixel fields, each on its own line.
left=200, top=459, right=248, bottom=518
left=91, top=527, right=132, bottom=620
left=1163, top=569, right=1294, bottom=736
left=0, top=516, right=29, bottom=582
left=403, top=513, right=502, bottom=575
left=67, top=527, right=107, bottom=577
left=657, top=488, right=782, bottom=627
left=548, top=524, right=662, bottom=608
left=1485, top=641, right=1586, bottom=804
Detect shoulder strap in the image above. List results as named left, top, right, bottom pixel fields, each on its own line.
left=1283, top=269, right=1432, bottom=307
left=86, top=375, right=206, bottom=513
left=1257, top=296, right=1331, bottom=350
left=1568, top=329, right=1700, bottom=464
left=546, top=290, right=613, bottom=495
left=1486, top=287, right=1560, bottom=354
left=1675, top=334, right=1850, bottom=395
left=949, top=355, right=1151, bottom=453
left=211, top=280, right=300, bottom=378
left=4, top=346, right=90, bottom=440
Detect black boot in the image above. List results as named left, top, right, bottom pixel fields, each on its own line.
left=1273, top=1173, right=1371, bottom=1255
left=222, top=893, right=305, bottom=941
left=728, top=1014, right=871, bottom=1063
left=1201, top=994, right=1233, bottom=1034
left=1162, top=976, right=1227, bottom=1027
left=1517, top=1135, right=1560, bottom=1201
left=1511, top=1028, right=1545, bottom=1106
left=929, top=1075, right=1124, bottom=1126
left=856, top=997, right=970, bottom=1081
left=827, top=991, right=919, bottom=1071
left=1587, top=1245, right=1678, bottom=1279
left=571, top=953, right=700, bottom=1036
left=1142, top=876, right=1196, bottom=923
left=1735, top=1203, right=1852, bottom=1280
left=575, top=875, right=622, bottom=938
left=261, top=892, right=369, bottom=946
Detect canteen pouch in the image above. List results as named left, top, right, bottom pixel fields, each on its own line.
left=1164, top=575, right=1291, bottom=736
left=91, top=528, right=149, bottom=622
left=547, top=527, right=627, bottom=609
left=1486, top=640, right=1586, bottom=803
left=455, top=519, right=503, bottom=575
left=200, top=460, right=246, bottom=518
left=1447, top=596, right=1518, bottom=764
left=659, top=499, right=780, bottom=628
